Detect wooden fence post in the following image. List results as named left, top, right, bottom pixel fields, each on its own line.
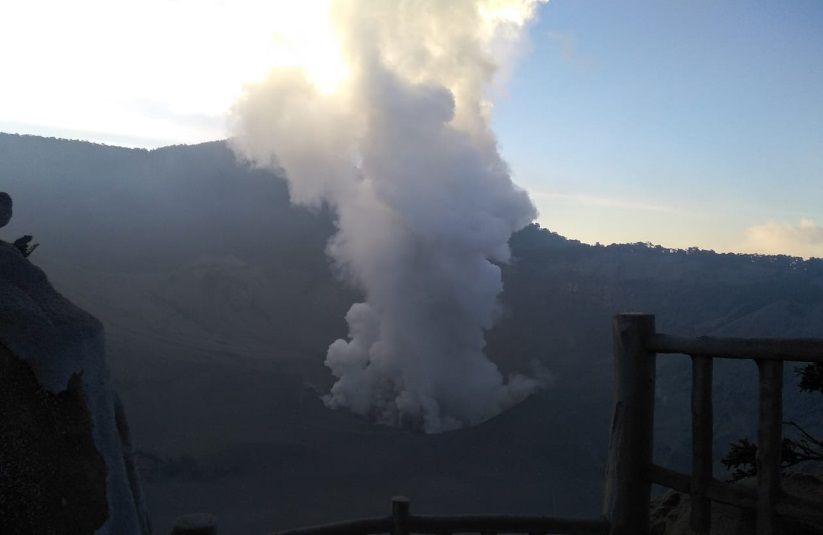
left=392, top=496, right=410, bottom=535
left=604, top=314, right=656, bottom=535
left=690, top=355, right=713, bottom=534
left=756, top=360, right=783, bottom=535
left=170, top=513, right=217, bottom=535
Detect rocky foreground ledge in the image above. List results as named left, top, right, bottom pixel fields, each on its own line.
left=0, top=240, right=150, bottom=535
left=650, top=468, right=823, bottom=535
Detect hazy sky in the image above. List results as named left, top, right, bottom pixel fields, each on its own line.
left=2, top=0, right=822, bottom=256
left=495, top=0, right=823, bottom=256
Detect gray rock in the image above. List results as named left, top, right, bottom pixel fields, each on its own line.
left=0, top=192, right=11, bottom=228
left=0, top=344, right=107, bottom=534
left=650, top=471, right=823, bottom=534
left=0, top=242, right=150, bottom=535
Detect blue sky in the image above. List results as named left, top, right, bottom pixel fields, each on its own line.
left=2, top=0, right=822, bottom=255
left=495, top=0, right=823, bottom=254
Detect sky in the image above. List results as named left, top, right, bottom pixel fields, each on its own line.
left=1, top=0, right=822, bottom=256
left=494, top=0, right=823, bottom=256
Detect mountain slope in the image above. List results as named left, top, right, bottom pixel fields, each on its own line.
left=3, top=132, right=823, bottom=533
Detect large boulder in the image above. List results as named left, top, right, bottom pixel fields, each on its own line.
left=0, top=239, right=150, bottom=535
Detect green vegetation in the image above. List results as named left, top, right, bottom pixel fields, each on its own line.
left=722, top=363, right=823, bottom=480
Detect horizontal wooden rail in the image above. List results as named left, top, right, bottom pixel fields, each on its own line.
left=651, top=464, right=755, bottom=509
left=171, top=513, right=218, bottom=535
left=648, top=333, right=823, bottom=362
left=274, top=515, right=610, bottom=535
left=272, top=497, right=611, bottom=535
left=650, top=464, right=823, bottom=524
left=274, top=516, right=392, bottom=535
left=405, top=514, right=610, bottom=534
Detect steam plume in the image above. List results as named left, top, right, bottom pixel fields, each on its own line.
left=231, top=0, right=543, bottom=432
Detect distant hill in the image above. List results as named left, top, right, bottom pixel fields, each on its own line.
left=2, top=132, right=822, bottom=534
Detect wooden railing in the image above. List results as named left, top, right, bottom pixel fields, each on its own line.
left=271, top=497, right=610, bottom=535
left=606, top=313, right=823, bottom=535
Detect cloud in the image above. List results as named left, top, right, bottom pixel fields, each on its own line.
left=0, top=0, right=342, bottom=147
left=739, top=218, right=823, bottom=258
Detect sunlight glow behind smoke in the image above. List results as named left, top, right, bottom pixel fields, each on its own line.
left=0, top=0, right=345, bottom=145
left=232, top=0, right=546, bottom=433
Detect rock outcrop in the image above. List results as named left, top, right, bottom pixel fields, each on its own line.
left=650, top=470, right=823, bottom=535
left=0, top=230, right=150, bottom=534
left=0, top=343, right=107, bottom=533
left=0, top=192, right=10, bottom=228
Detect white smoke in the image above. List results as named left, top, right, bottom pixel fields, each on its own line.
left=231, top=0, right=545, bottom=432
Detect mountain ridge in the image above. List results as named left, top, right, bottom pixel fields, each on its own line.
left=3, top=131, right=822, bottom=534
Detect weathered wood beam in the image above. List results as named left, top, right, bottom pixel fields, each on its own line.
left=392, top=497, right=410, bottom=535
left=273, top=514, right=611, bottom=535
left=649, top=334, right=823, bottom=363
left=650, top=463, right=823, bottom=524
left=756, top=360, right=783, bottom=535
left=273, top=516, right=392, bottom=535
left=650, top=464, right=756, bottom=509
left=170, top=513, right=218, bottom=535
left=406, top=515, right=611, bottom=534
left=690, top=356, right=713, bottom=534
left=603, top=314, right=656, bottom=535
